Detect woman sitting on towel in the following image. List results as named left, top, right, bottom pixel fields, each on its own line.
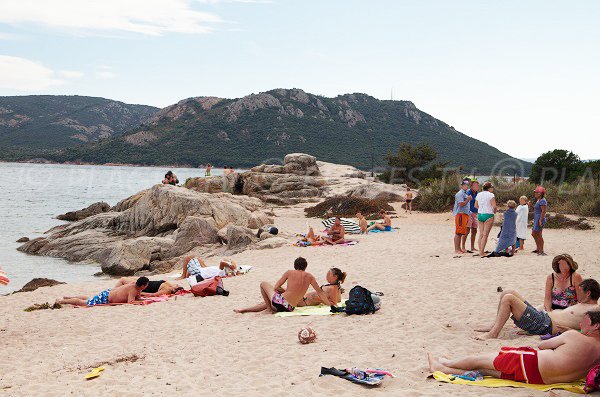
left=178, top=256, right=238, bottom=281
left=324, top=217, right=346, bottom=245
left=297, top=267, right=347, bottom=307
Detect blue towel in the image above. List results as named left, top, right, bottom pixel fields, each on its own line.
left=495, top=208, right=517, bottom=252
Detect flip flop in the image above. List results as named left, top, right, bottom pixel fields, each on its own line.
left=466, top=250, right=474, bottom=253
left=85, top=366, right=105, bottom=380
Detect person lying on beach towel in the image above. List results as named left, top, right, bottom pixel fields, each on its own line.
left=234, top=257, right=331, bottom=314
left=367, top=210, right=392, bottom=232
left=57, top=277, right=150, bottom=307
left=178, top=256, right=238, bottom=281
left=473, top=279, right=599, bottom=340
left=428, top=310, right=600, bottom=385
left=297, top=268, right=347, bottom=307
left=114, top=277, right=183, bottom=296
left=324, top=217, right=346, bottom=245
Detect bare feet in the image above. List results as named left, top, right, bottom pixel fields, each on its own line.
left=473, top=332, right=496, bottom=341
left=427, top=353, right=453, bottom=373
left=474, top=325, right=492, bottom=332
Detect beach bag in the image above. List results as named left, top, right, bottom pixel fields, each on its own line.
left=191, top=276, right=222, bottom=297
left=344, top=286, right=376, bottom=315
left=584, top=364, right=600, bottom=393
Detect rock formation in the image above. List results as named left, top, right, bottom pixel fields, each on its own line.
left=57, top=201, right=111, bottom=221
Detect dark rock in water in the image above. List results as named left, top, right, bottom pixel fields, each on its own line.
left=14, top=278, right=66, bottom=293
left=16, top=237, right=30, bottom=243
left=57, top=201, right=111, bottom=222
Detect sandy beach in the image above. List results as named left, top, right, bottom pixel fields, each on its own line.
left=1, top=203, right=598, bottom=396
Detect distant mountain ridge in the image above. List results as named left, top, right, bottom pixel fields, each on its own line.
left=0, top=95, right=157, bottom=151
left=0, top=90, right=530, bottom=174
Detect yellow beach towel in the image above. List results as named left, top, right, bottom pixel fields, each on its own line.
left=275, top=305, right=339, bottom=318
left=431, top=371, right=585, bottom=394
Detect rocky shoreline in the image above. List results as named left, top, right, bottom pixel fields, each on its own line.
left=17, top=153, right=411, bottom=276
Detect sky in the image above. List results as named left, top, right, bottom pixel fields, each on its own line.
left=0, top=0, right=598, bottom=160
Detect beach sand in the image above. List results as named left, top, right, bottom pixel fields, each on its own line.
left=1, top=204, right=599, bottom=396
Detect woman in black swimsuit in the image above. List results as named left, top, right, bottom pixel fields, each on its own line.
left=114, top=278, right=181, bottom=296
left=297, top=268, right=347, bottom=307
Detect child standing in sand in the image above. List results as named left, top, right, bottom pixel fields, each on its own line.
left=515, top=195, right=529, bottom=252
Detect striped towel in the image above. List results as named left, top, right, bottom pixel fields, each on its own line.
left=0, top=266, right=9, bottom=286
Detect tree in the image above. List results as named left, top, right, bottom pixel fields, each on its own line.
left=379, top=143, right=450, bottom=186
left=529, top=150, right=583, bottom=184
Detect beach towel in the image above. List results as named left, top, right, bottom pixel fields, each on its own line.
left=275, top=304, right=341, bottom=317
left=367, top=228, right=397, bottom=233
left=495, top=208, right=517, bottom=253
left=294, top=240, right=357, bottom=247
left=320, top=367, right=393, bottom=386
left=431, top=371, right=585, bottom=394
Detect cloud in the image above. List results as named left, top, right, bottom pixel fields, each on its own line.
left=0, top=0, right=222, bottom=36
left=95, top=71, right=116, bottom=80
left=0, top=55, right=64, bottom=91
left=59, top=70, right=84, bottom=79
left=0, top=32, right=16, bottom=40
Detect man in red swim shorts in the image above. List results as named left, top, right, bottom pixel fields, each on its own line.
left=427, top=311, right=600, bottom=385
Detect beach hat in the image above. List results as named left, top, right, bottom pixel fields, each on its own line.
left=460, top=179, right=470, bottom=186
left=534, top=186, right=546, bottom=194
left=552, top=254, right=578, bottom=273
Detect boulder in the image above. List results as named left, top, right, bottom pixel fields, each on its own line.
left=16, top=237, right=29, bottom=243
left=101, top=237, right=174, bottom=275
left=255, top=237, right=289, bottom=250
left=57, top=202, right=111, bottom=222
left=226, top=225, right=256, bottom=252
left=167, top=216, right=219, bottom=257
left=242, top=172, right=324, bottom=205
left=14, top=278, right=65, bottom=293
left=283, top=153, right=320, bottom=176
left=347, top=184, right=412, bottom=202
left=247, top=211, right=274, bottom=229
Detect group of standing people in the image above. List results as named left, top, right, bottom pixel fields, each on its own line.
left=453, top=178, right=548, bottom=257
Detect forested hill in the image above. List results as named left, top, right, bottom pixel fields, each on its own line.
left=0, top=90, right=529, bottom=174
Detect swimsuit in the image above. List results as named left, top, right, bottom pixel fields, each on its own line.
left=87, top=289, right=111, bottom=306
left=384, top=225, right=392, bottom=231
left=493, top=346, right=545, bottom=384
left=477, top=213, right=494, bottom=222
left=272, top=293, right=294, bottom=312
left=187, top=257, right=203, bottom=277
left=551, top=273, right=578, bottom=310
left=143, top=280, right=166, bottom=294
left=512, top=301, right=553, bottom=335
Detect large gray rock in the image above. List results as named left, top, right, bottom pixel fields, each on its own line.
left=283, top=153, right=320, bottom=176
left=255, top=237, right=288, bottom=250
left=347, top=184, right=414, bottom=202
left=57, top=201, right=111, bottom=222
left=247, top=211, right=274, bottom=229
left=225, top=225, right=256, bottom=253
left=18, top=184, right=266, bottom=275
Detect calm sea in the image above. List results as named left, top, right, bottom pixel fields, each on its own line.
left=0, top=162, right=233, bottom=293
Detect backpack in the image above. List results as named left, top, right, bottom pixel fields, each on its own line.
left=191, top=276, right=222, bottom=297
left=344, top=286, right=376, bottom=315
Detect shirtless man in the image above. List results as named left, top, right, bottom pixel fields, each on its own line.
left=114, top=277, right=182, bottom=296
left=234, top=257, right=331, bottom=314
left=356, top=212, right=368, bottom=234
left=405, top=188, right=413, bottom=214
left=474, top=278, right=600, bottom=340
left=324, top=217, right=346, bottom=245
left=428, top=310, right=600, bottom=385
left=367, top=210, right=392, bottom=232
left=57, top=277, right=150, bottom=307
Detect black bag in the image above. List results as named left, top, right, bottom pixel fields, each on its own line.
left=344, top=285, right=376, bottom=315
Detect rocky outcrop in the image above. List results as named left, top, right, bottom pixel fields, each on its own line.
left=18, top=185, right=275, bottom=275
left=57, top=201, right=111, bottom=221
left=16, top=237, right=29, bottom=243
left=14, top=278, right=65, bottom=293
left=347, top=184, right=413, bottom=202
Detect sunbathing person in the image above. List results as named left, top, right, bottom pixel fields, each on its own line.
left=114, top=277, right=182, bottom=296
left=324, top=217, right=346, bottom=245
left=300, top=225, right=325, bottom=245
left=543, top=254, right=583, bottom=312
left=474, top=278, right=599, bottom=340
left=356, top=212, right=368, bottom=234
left=367, top=210, right=392, bottom=232
left=179, top=256, right=238, bottom=281
left=234, top=257, right=331, bottom=313
left=297, top=267, right=347, bottom=307
left=429, top=310, right=600, bottom=385
left=57, top=277, right=150, bottom=307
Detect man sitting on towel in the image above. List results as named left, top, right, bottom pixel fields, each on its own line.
left=474, top=279, right=599, bottom=340
left=367, top=210, right=392, bottom=232
left=57, top=277, right=149, bottom=307
left=324, top=217, right=346, bottom=245
left=428, top=310, right=600, bottom=385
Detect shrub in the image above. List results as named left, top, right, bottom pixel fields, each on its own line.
left=411, top=174, right=462, bottom=213
left=305, top=196, right=393, bottom=218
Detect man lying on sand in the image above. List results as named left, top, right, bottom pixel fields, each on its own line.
left=474, top=279, right=599, bottom=340
left=234, top=257, right=331, bottom=314
left=367, top=210, right=392, bottom=232
left=428, top=310, right=600, bottom=385
left=114, top=277, right=182, bottom=296
left=178, top=256, right=238, bottom=280
left=57, top=277, right=149, bottom=307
